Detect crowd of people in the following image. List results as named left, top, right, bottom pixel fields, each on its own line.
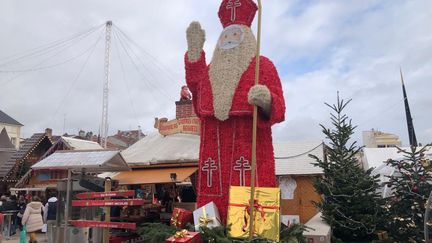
left=0, top=190, right=57, bottom=243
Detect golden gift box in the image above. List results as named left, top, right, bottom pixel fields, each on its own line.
left=227, top=186, right=280, bottom=242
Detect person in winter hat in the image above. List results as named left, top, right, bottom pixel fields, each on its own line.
left=22, top=196, right=44, bottom=243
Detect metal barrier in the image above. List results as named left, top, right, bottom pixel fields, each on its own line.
left=0, top=211, right=14, bottom=240
left=0, top=213, right=3, bottom=243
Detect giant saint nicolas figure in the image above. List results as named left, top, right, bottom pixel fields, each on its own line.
left=185, top=0, right=285, bottom=221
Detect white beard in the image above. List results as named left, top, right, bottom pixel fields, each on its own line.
left=208, top=26, right=257, bottom=121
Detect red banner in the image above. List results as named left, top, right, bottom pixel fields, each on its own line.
left=75, top=190, right=135, bottom=199
left=72, top=199, right=147, bottom=207
left=69, top=220, right=136, bottom=230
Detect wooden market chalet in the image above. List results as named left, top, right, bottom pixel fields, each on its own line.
left=0, top=126, right=108, bottom=193
left=15, top=136, right=104, bottom=190
left=0, top=129, right=53, bottom=194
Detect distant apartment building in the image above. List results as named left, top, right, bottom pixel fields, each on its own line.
left=362, top=129, right=402, bottom=148
left=0, top=110, right=23, bottom=149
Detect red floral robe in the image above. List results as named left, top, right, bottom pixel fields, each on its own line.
left=185, top=52, right=285, bottom=222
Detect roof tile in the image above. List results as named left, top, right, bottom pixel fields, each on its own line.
left=0, top=110, right=23, bottom=126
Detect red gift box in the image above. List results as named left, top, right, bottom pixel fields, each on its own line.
left=170, top=208, right=193, bottom=229
left=166, top=231, right=201, bottom=243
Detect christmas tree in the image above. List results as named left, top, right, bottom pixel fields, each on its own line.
left=310, top=95, right=386, bottom=241
left=385, top=145, right=432, bottom=242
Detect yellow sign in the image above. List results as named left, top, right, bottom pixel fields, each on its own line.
left=155, top=117, right=200, bottom=136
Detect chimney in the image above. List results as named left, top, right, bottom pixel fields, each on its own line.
left=175, top=100, right=196, bottom=119
left=176, top=85, right=196, bottom=119
left=45, top=128, right=53, bottom=138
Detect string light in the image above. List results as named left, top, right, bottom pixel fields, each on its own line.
left=1, top=133, right=52, bottom=183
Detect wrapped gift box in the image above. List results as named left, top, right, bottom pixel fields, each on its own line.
left=227, top=186, right=280, bottom=242
left=193, top=201, right=221, bottom=230
left=166, top=230, right=201, bottom=243
left=170, top=208, right=193, bottom=229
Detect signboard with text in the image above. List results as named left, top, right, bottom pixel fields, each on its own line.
left=75, top=190, right=135, bottom=199
left=71, top=199, right=147, bottom=207
left=157, top=117, right=200, bottom=136
left=70, top=220, right=136, bottom=230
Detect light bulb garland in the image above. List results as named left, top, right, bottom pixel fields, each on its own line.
left=1, top=133, right=51, bottom=183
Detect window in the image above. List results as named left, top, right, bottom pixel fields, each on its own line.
left=11, top=137, right=16, bottom=146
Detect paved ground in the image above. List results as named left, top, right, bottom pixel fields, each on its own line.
left=1, top=232, right=47, bottom=243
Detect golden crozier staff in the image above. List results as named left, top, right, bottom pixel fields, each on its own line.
left=249, top=0, right=262, bottom=239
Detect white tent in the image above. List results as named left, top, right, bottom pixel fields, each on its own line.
left=364, top=146, right=432, bottom=198
left=60, top=136, right=103, bottom=150
left=121, top=132, right=199, bottom=166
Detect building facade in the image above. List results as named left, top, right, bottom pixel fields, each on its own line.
left=0, top=110, right=23, bottom=149
left=362, top=129, right=402, bottom=148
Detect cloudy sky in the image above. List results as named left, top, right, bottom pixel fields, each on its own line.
left=0, top=0, right=431, bottom=146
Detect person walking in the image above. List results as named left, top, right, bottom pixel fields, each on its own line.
left=43, top=191, right=57, bottom=243
left=7, top=195, right=19, bottom=235
left=21, top=196, right=44, bottom=243
left=17, top=195, right=27, bottom=230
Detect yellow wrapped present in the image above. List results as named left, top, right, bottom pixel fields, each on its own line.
left=227, top=186, right=280, bottom=242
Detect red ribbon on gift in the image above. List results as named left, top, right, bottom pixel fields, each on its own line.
left=229, top=199, right=279, bottom=232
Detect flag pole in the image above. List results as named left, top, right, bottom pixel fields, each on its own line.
left=249, top=0, right=262, bottom=240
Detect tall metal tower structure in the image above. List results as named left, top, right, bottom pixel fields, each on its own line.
left=101, top=21, right=112, bottom=148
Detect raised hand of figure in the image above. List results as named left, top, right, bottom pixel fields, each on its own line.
left=186, top=21, right=206, bottom=62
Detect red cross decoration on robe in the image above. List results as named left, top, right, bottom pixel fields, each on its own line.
left=202, top=158, right=218, bottom=187
left=233, top=156, right=251, bottom=186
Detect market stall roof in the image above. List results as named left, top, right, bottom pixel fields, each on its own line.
left=274, top=140, right=324, bottom=175
left=121, top=132, right=199, bottom=166
left=31, top=150, right=130, bottom=172
left=113, top=166, right=197, bottom=185
left=304, top=212, right=331, bottom=236
left=60, top=136, right=104, bottom=150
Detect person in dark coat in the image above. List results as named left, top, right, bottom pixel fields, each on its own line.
left=17, top=195, right=27, bottom=230
left=43, top=191, right=58, bottom=243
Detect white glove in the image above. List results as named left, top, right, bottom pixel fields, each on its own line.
left=248, top=84, right=271, bottom=115
left=186, top=21, right=205, bottom=62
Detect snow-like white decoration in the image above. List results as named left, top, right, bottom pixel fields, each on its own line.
left=279, top=176, right=297, bottom=199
